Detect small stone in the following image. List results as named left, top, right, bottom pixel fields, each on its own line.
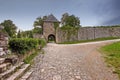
left=0, top=48, right=3, bottom=51
left=75, top=76, right=81, bottom=79
left=69, top=72, right=72, bottom=75
left=70, top=78, right=74, bottom=80
left=0, top=51, right=6, bottom=56
left=49, top=66, right=56, bottom=69
left=41, top=69, right=45, bottom=72
left=53, top=75, right=61, bottom=80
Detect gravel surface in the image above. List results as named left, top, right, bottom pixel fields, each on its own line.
left=28, top=40, right=120, bottom=80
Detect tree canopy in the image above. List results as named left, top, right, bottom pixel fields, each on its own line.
left=61, top=13, right=80, bottom=27
left=33, top=16, right=47, bottom=28
left=33, top=16, right=47, bottom=34
left=0, top=20, right=17, bottom=38
left=33, top=27, right=42, bottom=34
left=20, top=30, right=33, bottom=38
left=17, top=30, right=21, bottom=38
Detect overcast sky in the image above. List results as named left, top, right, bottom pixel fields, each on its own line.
left=0, top=0, right=120, bottom=30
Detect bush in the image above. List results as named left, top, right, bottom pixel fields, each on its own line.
left=9, top=38, right=46, bottom=54
left=38, top=39, right=46, bottom=47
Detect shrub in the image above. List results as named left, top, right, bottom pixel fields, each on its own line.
left=38, top=39, right=46, bottom=47
left=9, top=38, right=46, bottom=54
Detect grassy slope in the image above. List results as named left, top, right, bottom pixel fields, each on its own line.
left=101, top=42, right=120, bottom=78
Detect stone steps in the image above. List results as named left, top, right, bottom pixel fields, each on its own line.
left=20, top=71, right=33, bottom=80
left=6, top=64, right=30, bottom=80
left=0, top=62, right=24, bottom=80
left=0, top=48, right=6, bottom=56
left=0, top=63, right=11, bottom=73
left=0, top=57, right=31, bottom=80
left=0, top=58, right=11, bottom=74
left=0, top=58, right=5, bottom=64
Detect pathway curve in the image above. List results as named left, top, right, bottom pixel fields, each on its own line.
left=28, top=39, right=120, bottom=80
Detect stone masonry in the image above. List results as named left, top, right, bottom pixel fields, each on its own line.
left=56, top=27, right=120, bottom=43
left=35, top=15, right=120, bottom=43
left=43, top=22, right=56, bottom=40
left=43, top=14, right=60, bottom=41
left=0, top=25, right=9, bottom=56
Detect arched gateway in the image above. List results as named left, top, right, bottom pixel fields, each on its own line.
left=43, top=14, right=60, bottom=42
left=48, top=34, right=56, bottom=42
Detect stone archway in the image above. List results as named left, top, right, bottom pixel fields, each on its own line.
left=48, top=34, right=56, bottom=42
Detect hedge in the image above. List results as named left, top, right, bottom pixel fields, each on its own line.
left=9, top=38, right=46, bottom=54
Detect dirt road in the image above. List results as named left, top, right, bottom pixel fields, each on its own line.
left=28, top=39, right=120, bottom=80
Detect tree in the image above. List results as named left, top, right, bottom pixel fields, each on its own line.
left=33, top=16, right=47, bottom=28
left=33, top=27, right=42, bottom=34
left=61, top=13, right=69, bottom=26
left=0, top=20, right=17, bottom=38
left=33, top=16, right=47, bottom=34
left=28, top=31, right=33, bottom=38
left=61, top=13, right=80, bottom=27
left=21, top=30, right=33, bottom=38
left=17, top=30, right=21, bottom=38
left=54, top=22, right=59, bottom=30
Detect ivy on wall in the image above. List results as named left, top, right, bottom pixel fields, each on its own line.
left=54, top=22, right=59, bottom=30
left=60, top=25, right=79, bottom=41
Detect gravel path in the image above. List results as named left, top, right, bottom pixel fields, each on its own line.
left=28, top=39, right=120, bottom=80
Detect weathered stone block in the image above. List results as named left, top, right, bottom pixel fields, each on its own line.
left=0, top=63, right=11, bottom=73
left=5, top=57, right=18, bottom=65
left=0, top=48, right=3, bottom=52
left=0, top=51, right=6, bottom=56
left=0, top=58, right=5, bottom=64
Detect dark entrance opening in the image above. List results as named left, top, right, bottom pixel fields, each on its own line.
left=48, top=34, right=55, bottom=42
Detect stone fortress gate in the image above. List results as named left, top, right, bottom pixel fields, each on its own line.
left=43, top=14, right=60, bottom=42
left=41, top=14, right=120, bottom=43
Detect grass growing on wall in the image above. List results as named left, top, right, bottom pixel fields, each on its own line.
left=101, top=41, right=120, bottom=78
left=59, top=37, right=120, bottom=44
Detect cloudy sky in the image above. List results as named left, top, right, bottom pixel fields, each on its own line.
left=0, top=0, right=120, bottom=30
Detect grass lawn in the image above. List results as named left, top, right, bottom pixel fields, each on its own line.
left=101, top=41, right=120, bottom=78
left=59, top=37, right=119, bottom=44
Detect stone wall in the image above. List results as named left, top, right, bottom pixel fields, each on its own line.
left=0, top=32, right=9, bottom=56
left=56, top=27, right=120, bottom=43
left=56, top=28, right=78, bottom=43
left=78, top=27, right=94, bottom=40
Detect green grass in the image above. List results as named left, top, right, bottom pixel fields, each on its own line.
left=23, top=49, right=43, bottom=64
left=101, top=42, right=120, bottom=78
left=40, top=39, right=47, bottom=47
left=59, top=37, right=119, bottom=44
left=22, top=39, right=46, bottom=64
